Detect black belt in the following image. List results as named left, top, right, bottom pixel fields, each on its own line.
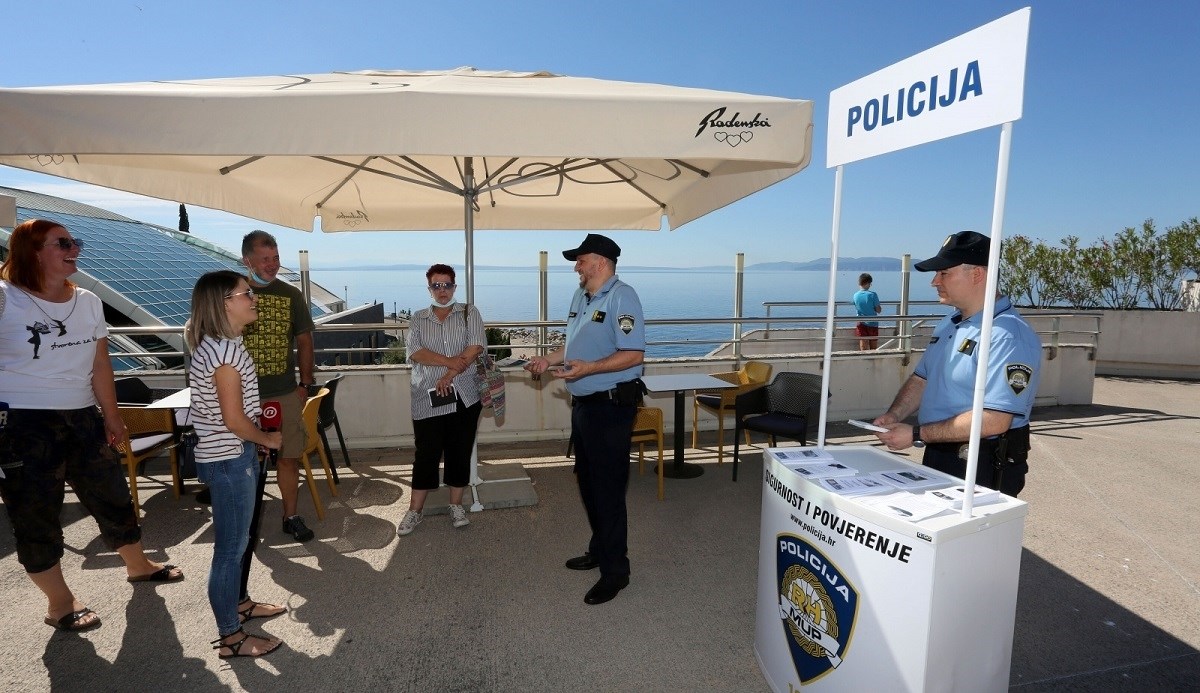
left=571, top=389, right=621, bottom=405
left=926, top=425, right=1031, bottom=455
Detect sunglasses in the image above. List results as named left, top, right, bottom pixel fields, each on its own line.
left=43, top=237, right=84, bottom=250
left=429, top=282, right=457, bottom=291
left=225, top=288, right=256, bottom=300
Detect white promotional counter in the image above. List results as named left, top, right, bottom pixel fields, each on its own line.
left=754, top=446, right=1026, bottom=693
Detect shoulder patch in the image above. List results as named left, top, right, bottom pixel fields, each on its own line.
left=618, top=314, right=636, bottom=334
left=1006, top=363, right=1033, bottom=394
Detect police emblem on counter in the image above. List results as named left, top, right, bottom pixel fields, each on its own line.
left=776, top=534, right=859, bottom=684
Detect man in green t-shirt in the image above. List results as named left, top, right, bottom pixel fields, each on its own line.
left=242, top=231, right=317, bottom=542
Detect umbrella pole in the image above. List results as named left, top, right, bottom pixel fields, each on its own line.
left=464, top=157, right=486, bottom=511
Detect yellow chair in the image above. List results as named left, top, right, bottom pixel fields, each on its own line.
left=691, top=360, right=773, bottom=464
left=300, top=388, right=339, bottom=520
left=117, top=406, right=181, bottom=516
left=630, top=406, right=666, bottom=501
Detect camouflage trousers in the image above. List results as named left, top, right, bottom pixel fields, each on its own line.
left=0, top=407, right=141, bottom=573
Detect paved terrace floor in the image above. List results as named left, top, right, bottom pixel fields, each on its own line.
left=1, top=376, right=1197, bottom=692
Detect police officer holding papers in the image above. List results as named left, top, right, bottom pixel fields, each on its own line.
left=872, top=231, right=1041, bottom=496
left=525, top=234, right=645, bottom=605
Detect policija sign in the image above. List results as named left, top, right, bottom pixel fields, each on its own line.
left=826, top=7, right=1030, bottom=168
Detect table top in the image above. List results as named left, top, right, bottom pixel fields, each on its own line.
left=641, top=373, right=736, bottom=393
left=144, top=387, right=191, bottom=410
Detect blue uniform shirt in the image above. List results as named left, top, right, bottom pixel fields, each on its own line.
left=852, top=288, right=881, bottom=328
left=563, top=275, right=645, bottom=397
left=913, top=296, right=1041, bottom=429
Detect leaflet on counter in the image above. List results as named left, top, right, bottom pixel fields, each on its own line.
left=872, top=467, right=948, bottom=490
left=771, top=447, right=835, bottom=463
left=860, top=491, right=949, bottom=521
left=925, top=484, right=1001, bottom=509
left=787, top=461, right=858, bottom=479
left=815, top=475, right=891, bottom=497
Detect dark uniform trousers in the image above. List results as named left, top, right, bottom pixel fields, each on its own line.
left=921, top=425, right=1032, bottom=497
left=570, top=397, right=637, bottom=578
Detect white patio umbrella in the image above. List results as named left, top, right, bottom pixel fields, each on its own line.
left=0, top=67, right=814, bottom=302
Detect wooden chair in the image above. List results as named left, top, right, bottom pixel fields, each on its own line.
left=630, top=406, right=666, bottom=501
left=300, top=388, right=339, bottom=520
left=691, top=360, right=774, bottom=464
left=117, top=406, right=181, bottom=516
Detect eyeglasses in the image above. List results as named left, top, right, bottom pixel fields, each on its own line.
left=429, top=282, right=457, bottom=291
left=225, top=288, right=256, bottom=300
left=43, top=237, right=84, bottom=250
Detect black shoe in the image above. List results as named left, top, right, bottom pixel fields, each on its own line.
left=282, top=515, right=315, bottom=542
left=584, top=575, right=629, bottom=605
left=195, top=487, right=211, bottom=505
left=565, top=553, right=600, bottom=571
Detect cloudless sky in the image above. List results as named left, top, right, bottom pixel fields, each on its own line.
left=2, top=1, right=1198, bottom=269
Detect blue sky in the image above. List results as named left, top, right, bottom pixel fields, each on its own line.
left=3, top=1, right=1198, bottom=269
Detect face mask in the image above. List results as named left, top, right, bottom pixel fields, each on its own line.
left=431, top=297, right=455, bottom=309
left=248, top=269, right=272, bottom=286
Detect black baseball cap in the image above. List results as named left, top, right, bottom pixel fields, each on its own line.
left=563, top=233, right=621, bottom=262
left=914, top=231, right=991, bottom=271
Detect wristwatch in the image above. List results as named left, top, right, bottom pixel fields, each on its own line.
left=299, top=381, right=316, bottom=389
left=912, top=424, right=926, bottom=449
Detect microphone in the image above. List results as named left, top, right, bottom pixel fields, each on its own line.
left=261, top=400, right=282, bottom=464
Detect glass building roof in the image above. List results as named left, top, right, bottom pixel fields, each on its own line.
left=1, top=186, right=330, bottom=327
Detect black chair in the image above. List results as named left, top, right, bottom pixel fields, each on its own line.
left=731, top=372, right=826, bottom=481
left=114, top=376, right=155, bottom=405
left=315, top=375, right=351, bottom=475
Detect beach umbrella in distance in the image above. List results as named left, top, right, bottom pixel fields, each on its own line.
left=0, top=67, right=814, bottom=301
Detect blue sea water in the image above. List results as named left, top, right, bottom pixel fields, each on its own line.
left=311, top=267, right=941, bottom=357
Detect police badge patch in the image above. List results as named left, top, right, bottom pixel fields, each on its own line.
left=776, top=534, right=859, bottom=684
left=1006, top=363, right=1032, bottom=394
left=618, top=314, right=635, bottom=334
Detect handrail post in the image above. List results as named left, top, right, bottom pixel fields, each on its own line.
left=733, top=253, right=744, bottom=361
left=538, top=251, right=548, bottom=356
left=900, top=253, right=912, bottom=361
left=765, top=304, right=772, bottom=340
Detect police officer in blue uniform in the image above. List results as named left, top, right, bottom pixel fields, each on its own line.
left=873, top=231, right=1041, bottom=496
left=525, top=234, right=645, bottom=605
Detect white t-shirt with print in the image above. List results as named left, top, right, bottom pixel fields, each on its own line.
left=0, top=281, right=107, bottom=409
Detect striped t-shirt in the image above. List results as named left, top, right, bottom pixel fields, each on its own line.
left=188, top=335, right=261, bottom=462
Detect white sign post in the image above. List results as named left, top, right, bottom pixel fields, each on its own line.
left=767, top=8, right=1032, bottom=691
left=815, top=7, right=1030, bottom=516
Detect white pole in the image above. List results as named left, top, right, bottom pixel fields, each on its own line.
left=818, top=165, right=845, bottom=447
left=962, top=121, right=1014, bottom=517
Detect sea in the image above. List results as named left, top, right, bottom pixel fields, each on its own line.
left=310, top=267, right=943, bottom=358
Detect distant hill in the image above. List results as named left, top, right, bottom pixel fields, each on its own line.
left=316, top=257, right=904, bottom=272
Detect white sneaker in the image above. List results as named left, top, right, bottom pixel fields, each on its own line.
left=397, top=510, right=423, bottom=536
left=448, top=504, right=470, bottom=529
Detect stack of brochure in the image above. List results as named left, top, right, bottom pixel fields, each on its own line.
left=872, top=468, right=948, bottom=491
left=924, top=485, right=1001, bottom=509
left=860, top=491, right=949, bottom=522
left=815, top=476, right=891, bottom=497
left=772, top=448, right=859, bottom=480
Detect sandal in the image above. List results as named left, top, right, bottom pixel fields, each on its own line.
left=211, top=628, right=282, bottom=659
left=127, top=564, right=184, bottom=583
left=238, top=599, right=287, bottom=623
left=44, top=607, right=101, bottom=631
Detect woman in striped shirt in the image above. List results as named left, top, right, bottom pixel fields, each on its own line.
left=186, top=270, right=285, bottom=659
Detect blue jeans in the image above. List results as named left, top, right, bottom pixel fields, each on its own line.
left=197, top=442, right=258, bottom=637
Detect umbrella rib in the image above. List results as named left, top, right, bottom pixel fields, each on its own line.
left=314, top=156, right=461, bottom=195
left=670, top=159, right=711, bottom=178
left=219, top=156, right=265, bottom=175
left=315, top=156, right=375, bottom=210
left=597, top=160, right=667, bottom=210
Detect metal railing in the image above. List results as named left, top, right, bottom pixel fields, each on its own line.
left=107, top=310, right=1102, bottom=371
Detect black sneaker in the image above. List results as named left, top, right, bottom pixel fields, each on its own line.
left=195, top=487, right=211, bottom=505
left=282, top=515, right=315, bottom=542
